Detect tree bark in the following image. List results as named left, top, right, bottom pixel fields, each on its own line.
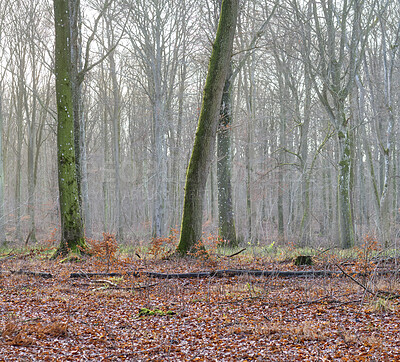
left=54, top=0, right=85, bottom=255
left=106, top=23, right=123, bottom=241
left=15, top=63, right=24, bottom=243
left=217, top=65, right=237, bottom=247
left=177, top=0, right=238, bottom=255
left=70, top=0, right=92, bottom=238
left=337, top=125, right=355, bottom=248
left=0, top=92, right=6, bottom=242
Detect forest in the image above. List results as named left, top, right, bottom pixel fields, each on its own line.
left=1, top=0, right=400, bottom=250
left=1, top=0, right=400, bottom=360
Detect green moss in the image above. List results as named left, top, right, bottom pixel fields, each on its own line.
left=54, top=0, right=84, bottom=257
left=138, top=308, right=175, bottom=317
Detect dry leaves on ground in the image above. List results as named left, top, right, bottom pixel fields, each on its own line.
left=0, top=250, right=400, bottom=361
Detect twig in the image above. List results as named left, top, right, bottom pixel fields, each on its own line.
left=227, top=248, right=246, bottom=258
left=335, top=264, right=375, bottom=295
left=90, top=279, right=158, bottom=291
left=316, top=248, right=333, bottom=256
left=335, top=263, right=374, bottom=295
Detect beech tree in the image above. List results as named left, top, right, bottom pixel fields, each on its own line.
left=54, top=0, right=85, bottom=255
left=217, top=65, right=237, bottom=246
left=177, top=0, right=239, bottom=255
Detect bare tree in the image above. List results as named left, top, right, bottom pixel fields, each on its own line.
left=292, top=0, right=375, bottom=248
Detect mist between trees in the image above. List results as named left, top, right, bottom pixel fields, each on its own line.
left=0, top=0, right=399, bottom=250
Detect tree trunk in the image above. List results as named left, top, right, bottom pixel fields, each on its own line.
left=70, top=0, right=82, bottom=204
left=217, top=65, right=237, bottom=247
left=25, top=28, right=39, bottom=244
left=70, top=0, right=92, bottom=238
left=109, top=49, right=123, bottom=241
left=337, top=125, right=355, bottom=248
left=0, top=92, right=6, bottom=242
left=177, top=0, right=238, bottom=255
left=171, top=60, right=186, bottom=228
left=299, top=71, right=311, bottom=245
left=80, top=106, right=92, bottom=237
left=54, top=0, right=85, bottom=255
left=242, top=58, right=255, bottom=242
left=15, top=66, right=24, bottom=243
left=25, top=76, right=37, bottom=244
left=152, top=80, right=167, bottom=238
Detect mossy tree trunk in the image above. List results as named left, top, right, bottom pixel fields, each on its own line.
left=217, top=65, right=237, bottom=247
left=69, top=0, right=82, bottom=206
left=177, top=0, right=238, bottom=255
left=54, top=0, right=85, bottom=255
left=337, top=123, right=355, bottom=248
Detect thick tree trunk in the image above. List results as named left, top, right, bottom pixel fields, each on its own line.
left=177, top=0, right=238, bottom=255
left=54, top=0, right=85, bottom=255
left=217, top=66, right=237, bottom=247
left=70, top=0, right=92, bottom=238
left=70, top=0, right=82, bottom=203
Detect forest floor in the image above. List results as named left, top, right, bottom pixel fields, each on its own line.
left=1, top=242, right=400, bottom=361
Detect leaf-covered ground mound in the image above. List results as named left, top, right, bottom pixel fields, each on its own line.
left=1, top=248, right=400, bottom=361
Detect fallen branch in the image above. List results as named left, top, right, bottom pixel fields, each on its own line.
left=6, top=267, right=400, bottom=281
left=227, top=248, right=246, bottom=258
left=70, top=269, right=334, bottom=279
left=12, top=269, right=53, bottom=279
